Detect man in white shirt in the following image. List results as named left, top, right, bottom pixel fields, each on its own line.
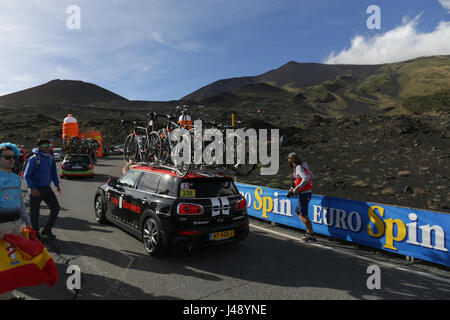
left=287, top=152, right=317, bottom=242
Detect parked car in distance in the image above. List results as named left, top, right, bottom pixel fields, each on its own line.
left=60, top=153, right=94, bottom=178
left=112, top=144, right=124, bottom=155
left=94, top=166, right=249, bottom=256
left=53, top=148, right=62, bottom=161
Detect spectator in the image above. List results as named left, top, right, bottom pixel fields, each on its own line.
left=287, top=152, right=317, bottom=242
left=23, top=139, right=61, bottom=240
left=0, top=142, right=31, bottom=300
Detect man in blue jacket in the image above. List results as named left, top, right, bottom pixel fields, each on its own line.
left=24, top=139, right=61, bottom=240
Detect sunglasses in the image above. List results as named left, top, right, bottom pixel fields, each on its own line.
left=39, top=144, right=51, bottom=148
left=0, top=155, right=17, bottom=160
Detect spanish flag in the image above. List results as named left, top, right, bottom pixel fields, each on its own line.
left=0, top=228, right=58, bottom=294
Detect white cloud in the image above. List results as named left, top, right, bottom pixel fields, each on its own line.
left=325, top=15, right=450, bottom=65
left=439, top=0, right=450, bottom=12
left=0, top=0, right=278, bottom=97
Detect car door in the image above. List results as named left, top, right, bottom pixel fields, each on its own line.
left=105, top=181, right=123, bottom=221
left=130, top=172, right=161, bottom=228
left=112, top=170, right=142, bottom=225
left=155, top=174, right=177, bottom=216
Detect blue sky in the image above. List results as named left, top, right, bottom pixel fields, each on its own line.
left=0, top=0, right=449, bottom=101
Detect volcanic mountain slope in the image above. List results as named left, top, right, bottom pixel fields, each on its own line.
left=238, top=111, right=450, bottom=213
left=0, top=85, right=448, bottom=213
left=182, top=62, right=381, bottom=101
left=181, top=55, right=450, bottom=118
left=0, top=79, right=128, bottom=106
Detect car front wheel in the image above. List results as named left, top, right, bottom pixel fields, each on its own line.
left=94, top=195, right=107, bottom=224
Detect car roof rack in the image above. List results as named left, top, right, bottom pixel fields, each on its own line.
left=128, top=162, right=236, bottom=179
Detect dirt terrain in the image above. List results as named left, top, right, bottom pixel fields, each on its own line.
left=1, top=57, right=448, bottom=213
left=239, top=111, right=450, bottom=213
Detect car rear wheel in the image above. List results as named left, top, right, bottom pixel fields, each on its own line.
left=142, top=215, right=165, bottom=256
left=94, top=195, right=107, bottom=224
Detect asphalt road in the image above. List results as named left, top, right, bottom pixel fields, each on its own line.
left=15, top=156, right=450, bottom=301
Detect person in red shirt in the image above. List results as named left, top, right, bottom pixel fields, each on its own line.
left=287, top=152, right=317, bottom=242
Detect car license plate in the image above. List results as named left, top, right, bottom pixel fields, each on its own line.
left=73, top=165, right=82, bottom=169
left=210, top=230, right=235, bottom=241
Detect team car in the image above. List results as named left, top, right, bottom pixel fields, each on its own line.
left=53, top=148, right=62, bottom=161
left=94, top=166, right=249, bottom=255
left=112, top=144, right=124, bottom=155
left=60, top=154, right=95, bottom=178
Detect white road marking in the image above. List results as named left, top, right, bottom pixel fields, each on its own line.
left=250, top=223, right=450, bottom=285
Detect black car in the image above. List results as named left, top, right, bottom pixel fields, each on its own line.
left=60, top=154, right=94, bottom=178
left=94, top=166, right=249, bottom=255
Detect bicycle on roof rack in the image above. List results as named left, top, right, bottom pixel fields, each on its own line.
left=122, top=106, right=193, bottom=177
left=155, top=105, right=193, bottom=177
left=122, top=112, right=161, bottom=167
left=122, top=106, right=258, bottom=178
left=190, top=112, right=258, bottom=177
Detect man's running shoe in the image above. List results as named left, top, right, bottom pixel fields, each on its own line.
left=35, top=231, right=43, bottom=242
left=41, top=229, right=56, bottom=240
left=302, top=233, right=317, bottom=242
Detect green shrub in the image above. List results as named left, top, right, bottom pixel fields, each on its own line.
left=403, top=90, right=450, bottom=113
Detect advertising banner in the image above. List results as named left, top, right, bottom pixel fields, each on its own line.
left=236, top=182, right=450, bottom=267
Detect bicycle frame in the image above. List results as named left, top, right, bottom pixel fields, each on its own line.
left=123, top=113, right=159, bottom=163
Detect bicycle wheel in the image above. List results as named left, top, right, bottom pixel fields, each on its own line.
left=189, top=127, right=202, bottom=170
left=235, top=162, right=258, bottom=176
left=172, top=137, right=191, bottom=177
left=124, top=134, right=138, bottom=163
left=231, top=135, right=258, bottom=176
left=158, top=129, right=171, bottom=165
left=145, top=131, right=161, bottom=167
left=175, top=161, right=190, bottom=177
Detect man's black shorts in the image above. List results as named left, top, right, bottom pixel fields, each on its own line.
left=295, top=192, right=312, bottom=217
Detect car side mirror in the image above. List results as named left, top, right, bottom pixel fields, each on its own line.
left=107, top=177, right=118, bottom=188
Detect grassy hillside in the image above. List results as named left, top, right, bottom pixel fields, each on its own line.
left=180, top=55, right=450, bottom=118
left=402, top=90, right=450, bottom=113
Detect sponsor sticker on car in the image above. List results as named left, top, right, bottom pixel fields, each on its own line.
left=180, top=189, right=196, bottom=198
left=180, top=182, right=190, bottom=190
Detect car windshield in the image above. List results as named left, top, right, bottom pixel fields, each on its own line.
left=118, top=170, right=141, bottom=188
left=54, top=148, right=61, bottom=152
left=179, top=179, right=238, bottom=198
